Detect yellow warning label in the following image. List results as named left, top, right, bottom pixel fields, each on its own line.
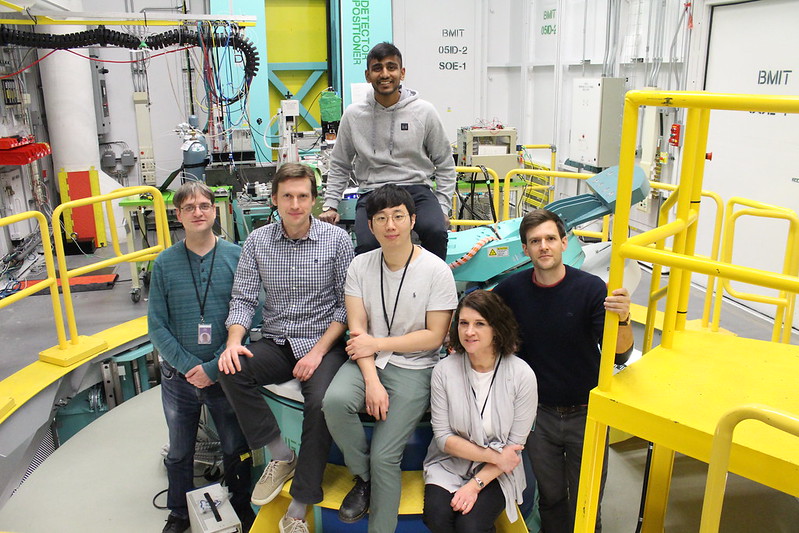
left=487, top=247, right=509, bottom=258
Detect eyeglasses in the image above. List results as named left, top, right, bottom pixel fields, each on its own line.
left=179, top=203, right=214, bottom=214
left=372, top=213, right=408, bottom=225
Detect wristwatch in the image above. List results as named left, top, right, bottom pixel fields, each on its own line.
left=473, top=476, right=485, bottom=490
left=618, top=315, right=631, bottom=326
left=321, top=206, right=337, bottom=212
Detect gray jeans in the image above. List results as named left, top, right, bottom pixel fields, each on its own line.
left=323, top=360, right=432, bottom=533
left=527, top=405, right=608, bottom=533
left=218, top=338, right=346, bottom=504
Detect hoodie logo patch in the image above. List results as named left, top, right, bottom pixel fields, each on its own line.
left=400, top=123, right=409, bottom=131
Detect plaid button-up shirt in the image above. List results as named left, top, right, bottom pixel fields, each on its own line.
left=226, top=217, right=354, bottom=359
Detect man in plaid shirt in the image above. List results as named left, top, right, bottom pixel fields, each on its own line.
left=219, top=163, right=355, bottom=533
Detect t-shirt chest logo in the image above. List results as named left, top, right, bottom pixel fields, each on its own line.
left=400, top=123, right=409, bottom=131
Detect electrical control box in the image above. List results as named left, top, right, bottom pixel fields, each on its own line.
left=569, top=78, right=626, bottom=168
left=89, top=49, right=110, bottom=138
left=120, top=149, right=136, bottom=167
left=186, top=483, right=241, bottom=533
left=456, top=127, right=519, bottom=181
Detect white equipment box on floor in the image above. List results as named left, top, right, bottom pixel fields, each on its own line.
left=187, top=483, right=242, bottom=533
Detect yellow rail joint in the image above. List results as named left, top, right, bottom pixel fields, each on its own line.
left=39, top=336, right=108, bottom=367
left=0, top=397, right=14, bottom=419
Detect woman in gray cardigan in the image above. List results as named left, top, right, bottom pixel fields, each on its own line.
left=423, top=290, right=538, bottom=532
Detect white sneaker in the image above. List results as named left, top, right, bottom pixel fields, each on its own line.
left=250, top=453, right=297, bottom=506
left=279, top=513, right=309, bottom=533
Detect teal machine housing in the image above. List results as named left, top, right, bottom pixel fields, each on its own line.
left=446, top=165, right=650, bottom=287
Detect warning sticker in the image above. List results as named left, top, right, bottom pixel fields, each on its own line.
left=487, top=246, right=509, bottom=258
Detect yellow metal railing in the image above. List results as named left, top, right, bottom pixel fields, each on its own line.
left=451, top=165, right=617, bottom=242
left=575, top=90, right=799, bottom=533
left=39, top=186, right=171, bottom=366
left=699, top=405, right=799, bottom=533
left=451, top=166, right=502, bottom=227
left=0, top=211, right=66, bottom=347
left=641, top=182, right=725, bottom=352
left=502, top=169, right=611, bottom=242
left=602, top=91, right=799, bottom=369
left=712, top=198, right=799, bottom=343
left=519, top=144, right=558, bottom=206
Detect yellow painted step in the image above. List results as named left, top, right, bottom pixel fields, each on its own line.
left=252, top=464, right=528, bottom=532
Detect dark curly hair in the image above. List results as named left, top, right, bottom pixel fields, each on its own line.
left=448, top=290, right=520, bottom=357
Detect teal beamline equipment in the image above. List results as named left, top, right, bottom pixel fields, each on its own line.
left=548, top=165, right=649, bottom=229
left=267, top=62, right=328, bottom=136
left=447, top=165, right=650, bottom=285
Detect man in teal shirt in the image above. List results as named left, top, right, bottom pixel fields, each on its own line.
left=148, top=182, right=254, bottom=533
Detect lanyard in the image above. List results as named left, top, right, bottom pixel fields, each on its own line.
left=380, top=246, right=415, bottom=336
left=465, top=354, right=501, bottom=478
left=472, top=354, right=501, bottom=417
left=184, top=239, right=218, bottom=322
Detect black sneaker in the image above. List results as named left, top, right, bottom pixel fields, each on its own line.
left=338, top=475, right=370, bottom=523
left=162, top=513, right=190, bottom=533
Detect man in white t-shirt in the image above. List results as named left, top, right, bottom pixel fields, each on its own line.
left=323, top=184, right=458, bottom=533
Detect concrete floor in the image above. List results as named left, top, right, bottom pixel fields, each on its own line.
left=0, top=246, right=147, bottom=381
left=0, top=252, right=797, bottom=532
left=0, top=387, right=796, bottom=532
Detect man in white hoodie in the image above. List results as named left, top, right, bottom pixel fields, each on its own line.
left=319, top=42, right=456, bottom=260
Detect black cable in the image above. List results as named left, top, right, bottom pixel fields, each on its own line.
left=0, top=25, right=260, bottom=103
left=152, top=488, right=168, bottom=510
left=478, top=165, right=497, bottom=223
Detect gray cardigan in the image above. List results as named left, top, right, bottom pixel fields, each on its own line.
left=423, top=352, right=538, bottom=522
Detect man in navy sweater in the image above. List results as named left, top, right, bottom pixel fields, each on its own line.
left=493, top=209, right=633, bottom=533
left=148, top=182, right=254, bottom=533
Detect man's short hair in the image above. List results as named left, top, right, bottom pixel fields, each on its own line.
left=173, top=181, right=214, bottom=209
left=367, top=42, right=403, bottom=67
left=519, top=208, right=567, bottom=242
left=365, top=184, right=416, bottom=220
left=448, top=289, right=520, bottom=357
left=272, top=163, right=317, bottom=198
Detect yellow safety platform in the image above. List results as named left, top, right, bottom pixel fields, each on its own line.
left=591, top=330, right=799, bottom=493
left=252, top=464, right=527, bottom=532
left=574, top=90, right=799, bottom=533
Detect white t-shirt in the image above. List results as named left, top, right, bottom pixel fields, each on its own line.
left=470, top=367, right=497, bottom=440
left=345, top=246, right=458, bottom=369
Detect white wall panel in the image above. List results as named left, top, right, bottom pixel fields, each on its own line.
left=698, top=0, right=799, bottom=324
left=392, top=0, right=482, bottom=142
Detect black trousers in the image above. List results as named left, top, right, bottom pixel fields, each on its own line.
left=423, top=481, right=505, bottom=533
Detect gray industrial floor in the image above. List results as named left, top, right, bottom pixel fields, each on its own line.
left=0, top=250, right=797, bottom=532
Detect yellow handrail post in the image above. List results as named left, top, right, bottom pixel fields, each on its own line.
left=675, top=108, right=712, bottom=332
left=717, top=199, right=799, bottom=342
left=0, top=211, right=68, bottom=349
left=41, top=186, right=170, bottom=365
left=700, top=190, right=725, bottom=330
left=699, top=405, right=799, bottom=533
left=597, top=94, right=637, bottom=391
left=575, top=94, right=637, bottom=533
left=660, top=107, right=700, bottom=346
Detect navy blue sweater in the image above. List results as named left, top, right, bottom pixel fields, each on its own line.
left=493, top=265, right=606, bottom=406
